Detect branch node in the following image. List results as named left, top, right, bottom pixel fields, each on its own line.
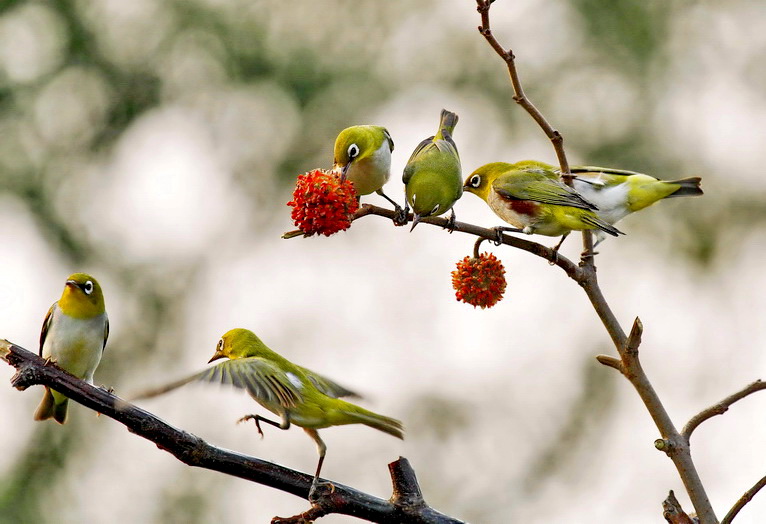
left=625, top=317, right=643, bottom=356
left=389, top=457, right=426, bottom=509
left=654, top=438, right=673, bottom=455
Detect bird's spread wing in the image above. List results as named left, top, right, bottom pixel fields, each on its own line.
left=297, top=365, right=360, bottom=399
left=39, top=303, right=55, bottom=356
left=130, top=357, right=304, bottom=409
left=493, top=173, right=597, bottom=210
left=195, top=357, right=302, bottom=408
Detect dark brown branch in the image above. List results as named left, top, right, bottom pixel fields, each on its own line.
left=1, top=340, right=463, bottom=524
left=663, top=490, right=697, bottom=524
left=721, top=475, right=766, bottom=524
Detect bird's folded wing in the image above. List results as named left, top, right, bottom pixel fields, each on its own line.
left=493, top=174, right=596, bottom=210
left=297, top=366, right=360, bottom=399
left=402, top=137, right=436, bottom=184
left=570, top=166, right=644, bottom=178
left=39, top=303, right=55, bottom=355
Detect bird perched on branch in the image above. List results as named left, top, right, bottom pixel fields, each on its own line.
left=34, top=273, right=109, bottom=424
left=463, top=161, right=623, bottom=251
left=131, top=328, right=403, bottom=486
left=333, top=124, right=402, bottom=212
left=403, top=109, right=463, bottom=231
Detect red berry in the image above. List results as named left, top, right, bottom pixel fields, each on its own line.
left=451, top=252, right=507, bottom=308
left=287, top=169, right=360, bottom=236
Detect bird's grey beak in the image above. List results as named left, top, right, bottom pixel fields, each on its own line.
left=208, top=352, right=225, bottom=364
left=410, top=214, right=422, bottom=232
left=334, top=162, right=351, bottom=182
left=65, top=280, right=78, bottom=288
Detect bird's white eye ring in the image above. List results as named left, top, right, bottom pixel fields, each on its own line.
left=469, top=175, right=481, bottom=188
left=347, top=143, right=359, bottom=159
left=83, top=281, right=94, bottom=295
left=217, top=339, right=224, bottom=350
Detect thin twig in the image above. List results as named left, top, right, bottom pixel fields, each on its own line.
left=721, top=475, right=766, bottom=524
left=682, top=380, right=766, bottom=441
left=0, top=341, right=463, bottom=524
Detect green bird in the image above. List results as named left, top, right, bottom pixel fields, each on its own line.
left=333, top=124, right=402, bottom=211
left=403, top=109, right=463, bottom=231
left=132, top=328, right=403, bottom=485
left=35, top=273, right=109, bottom=424
left=463, top=161, right=623, bottom=251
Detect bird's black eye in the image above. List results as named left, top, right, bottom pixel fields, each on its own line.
left=469, top=174, right=481, bottom=188
left=347, top=143, right=359, bottom=159
left=83, top=281, right=94, bottom=295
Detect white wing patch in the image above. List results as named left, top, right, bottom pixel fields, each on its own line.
left=286, top=372, right=303, bottom=390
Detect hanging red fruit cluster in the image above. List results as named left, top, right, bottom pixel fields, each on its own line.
left=451, top=252, right=507, bottom=308
left=287, top=169, right=360, bottom=236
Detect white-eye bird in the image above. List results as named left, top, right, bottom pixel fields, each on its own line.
left=131, top=328, right=403, bottom=485
left=34, top=273, right=109, bottom=424
left=403, top=109, right=463, bottom=230
left=333, top=125, right=402, bottom=211
left=463, top=161, right=623, bottom=251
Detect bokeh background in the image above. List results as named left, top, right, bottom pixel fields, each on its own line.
left=1, top=0, right=765, bottom=522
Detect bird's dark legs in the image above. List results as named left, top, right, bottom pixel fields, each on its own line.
left=304, top=428, right=335, bottom=500
left=492, top=226, right=523, bottom=245
left=237, top=413, right=290, bottom=438
left=377, top=189, right=408, bottom=226
left=444, top=208, right=458, bottom=233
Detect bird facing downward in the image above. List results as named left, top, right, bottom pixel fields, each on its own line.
left=35, top=273, right=109, bottom=424
left=403, top=109, right=463, bottom=231
left=132, top=328, right=403, bottom=486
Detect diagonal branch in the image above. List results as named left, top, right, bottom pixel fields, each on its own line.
left=721, top=474, right=766, bottom=524
left=0, top=340, right=463, bottom=524
left=682, top=380, right=766, bottom=441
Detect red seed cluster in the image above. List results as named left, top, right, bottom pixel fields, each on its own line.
left=451, top=252, right=507, bottom=309
left=287, top=169, right=359, bottom=236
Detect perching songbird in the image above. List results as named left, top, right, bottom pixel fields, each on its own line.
left=132, top=328, right=403, bottom=485
left=463, top=161, right=623, bottom=250
left=403, top=109, right=463, bottom=230
left=34, top=273, right=109, bottom=424
left=333, top=125, right=401, bottom=210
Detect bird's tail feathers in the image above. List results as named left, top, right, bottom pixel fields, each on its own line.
left=666, top=177, right=703, bottom=198
left=437, top=109, right=459, bottom=140
left=345, top=406, right=404, bottom=439
left=34, top=387, right=67, bottom=424
left=583, top=215, right=624, bottom=237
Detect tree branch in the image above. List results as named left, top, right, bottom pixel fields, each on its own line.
left=682, top=380, right=766, bottom=442
left=0, top=340, right=463, bottom=524
left=721, top=475, right=766, bottom=524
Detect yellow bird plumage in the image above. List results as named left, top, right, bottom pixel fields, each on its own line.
left=132, top=328, right=403, bottom=483
left=333, top=124, right=402, bottom=211
left=34, top=273, right=109, bottom=424
left=464, top=161, right=623, bottom=245
left=403, top=109, right=463, bottom=230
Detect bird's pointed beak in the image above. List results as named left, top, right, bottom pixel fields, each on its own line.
left=410, top=214, right=422, bottom=232
left=65, top=280, right=78, bottom=289
left=333, top=162, right=350, bottom=182
left=208, top=351, right=225, bottom=364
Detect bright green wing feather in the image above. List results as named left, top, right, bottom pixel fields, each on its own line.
left=493, top=171, right=597, bottom=210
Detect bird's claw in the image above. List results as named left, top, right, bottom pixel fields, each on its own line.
left=308, top=479, right=336, bottom=503
left=443, top=210, right=458, bottom=233
left=392, top=205, right=409, bottom=227
left=492, top=227, right=505, bottom=246
left=237, top=414, right=265, bottom=439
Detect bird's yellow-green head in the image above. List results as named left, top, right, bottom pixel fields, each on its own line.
left=209, top=328, right=270, bottom=363
left=58, top=273, right=105, bottom=319
left=464, top=162, right=511, bottom=201
left=332, top=126, right=392, bottom=185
